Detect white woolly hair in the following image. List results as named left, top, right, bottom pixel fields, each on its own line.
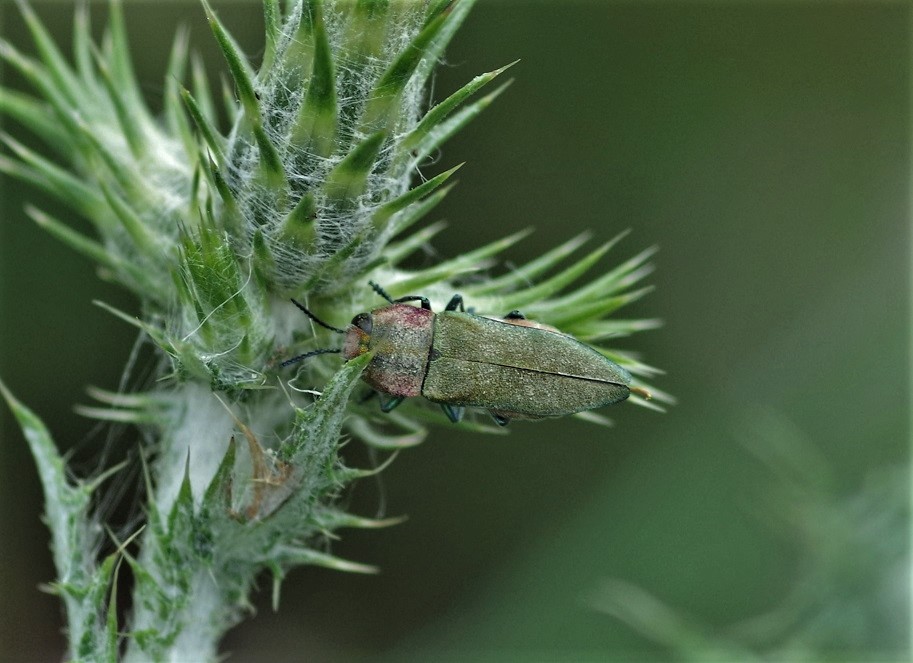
left=220, top=1, right=432, bottom=291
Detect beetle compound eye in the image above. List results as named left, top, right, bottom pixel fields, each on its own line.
left=351, top=313, right=373, bottom=335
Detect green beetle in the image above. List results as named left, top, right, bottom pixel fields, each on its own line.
left=284, top=282, right=649, bottom=426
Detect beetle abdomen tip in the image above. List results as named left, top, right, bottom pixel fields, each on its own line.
left=630, top=386, right=652, bottom=400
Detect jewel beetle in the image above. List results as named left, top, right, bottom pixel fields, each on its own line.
left=284, top=282, right=650, bottom=426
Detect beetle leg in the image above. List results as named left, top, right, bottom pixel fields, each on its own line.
left=444, top=294, right=465, bottom=312
left=394, top=295, right=432, bottom=310
left=440, top=404, right=464, bottom=423
left=367, top=281, right=433, bottom=311
left=490, top=412, right=511, bottom=427
left=380, top=396, right=405, bottom=413
left=504, top=310, right=526, bottom=320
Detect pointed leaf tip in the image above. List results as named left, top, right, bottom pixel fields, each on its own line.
left=203, top=437, right=237, bottom=514
left=373, top=162, right=464, bottom=231
left=292, top=0, right=337, bottom=156
left=200, top=0, right=259, bottom=121
left=323, top=131, right=386, bottom=203
left=406, top=61, right=517, bottom=154
left=180, top=86, right=225, bottom=162
left=302, top=549, right=379, bottom=574
left=407, top=79, right=513, bottom=164
left=279, top=192, right=317, bottom=247
left=366, top=9, right=449, bottom=110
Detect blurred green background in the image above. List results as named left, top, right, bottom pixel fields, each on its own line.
left=0, top=1, right=908, bottom=660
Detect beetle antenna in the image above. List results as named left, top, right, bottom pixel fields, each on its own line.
left=281, top=348, right=341, bottom=367
left=290, top=299, right=346, bottom=334
left=368, top=280, right=395, bottom=304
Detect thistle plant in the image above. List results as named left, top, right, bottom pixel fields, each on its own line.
left=0, top=0, right=663, bottom=659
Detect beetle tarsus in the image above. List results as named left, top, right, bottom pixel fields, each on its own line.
left=445, top=295, right=465, bottom=312
left=380, top=396, right=405, bottom=413
left=369, top=280, right=432, bottom=310
left=490, top=412, right=511, bottom=427
left=441, top=404, right=464, bottom=423
left=504, top=310, right=525, bottom=320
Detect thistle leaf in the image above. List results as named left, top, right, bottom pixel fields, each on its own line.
left=413, top=0, right=478, bottom=91
left=317, top=508, right=408, bottom=530
left=167, top=457, right=196, bottom=544
left=496, top=240, right=614, bottom=311
left=91, top=44, right=143, bottom=156
left=0, top=88, right=67, bottom=152
left=251, top=229, right=278, bottom=283
left=388, top=182, right=456, bottom=237
left=105, top=0, right=146, bottom=120
left=201, top=437, right=238, bottom=519
left=0, top=140, right=104, bottom=218
left=181, top=86, right=226, bottom=162
left=203, top=153, right=240, bottom=220
left=164, top=28, right=195, bottom=153
left=529, top=286, right=654, bottom=328
left=92, top=300, right=173, bottom=350
left=0, top=380, right=106, bottom=658
left=25, top=206, right=128, bottom=279
left=372, top=162, right=463, bottom=231
left=191, top=54, right=219, bottom=130
left=341, top=0, right=390, bottom=63
left=98, top=182, right=159, bottom=255
left=322, top=131, right=386, bottom=203
left=72, top=1, right=95, bottom=88
left=69, top=115, right=145, bottom=200
left=277, top=548, right=378, bottom=574
left=15, top=0, right=82, bottom=108
left=253, top=123, right=287, bottom=189
left=383, top=221, right=447, bottom=265
left=390, top=229, right=532, bottom=293
left=279, top=192, right=317, bottom=247
left=402, top=61, right=517, bottom=154
left=0, top=40, right=81, bottom=138
left=573, top=317, right=664, bottom=343
left=104, top=554, right=121, bottom=661
left=469, top=232, right=593, bottom=295
left=261, top=0, right=281, bottom=72
left=291, top=0, right=337, bottom=157
left=359, top=10, right=449, bottom=132
left=407, top=80, right=512, bottom=166
left=201, top=0, right=258, bottom=122
left=279, top=353, right=372, bottom=463
left=576, top=246, right=659, bottom=297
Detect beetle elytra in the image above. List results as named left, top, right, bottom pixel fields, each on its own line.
left=284, top=282, right=649, bottom=426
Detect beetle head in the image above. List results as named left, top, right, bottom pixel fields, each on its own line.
left=343, top=312, right=373, bottom=360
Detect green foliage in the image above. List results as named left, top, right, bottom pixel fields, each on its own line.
left=0, top=0, right=661, bottom=659
left=590, top=414, right=908, bottom=660
left=0, top=379, right=119, bottom=660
